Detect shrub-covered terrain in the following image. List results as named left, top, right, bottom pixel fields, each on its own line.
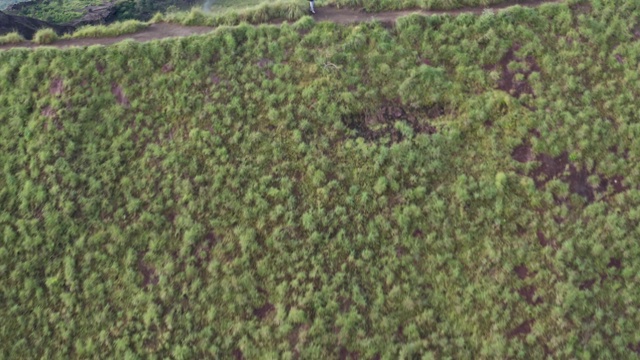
left=2, top=0, right=640, bottom=358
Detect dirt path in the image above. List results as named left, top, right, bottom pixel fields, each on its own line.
left=0, top=0, right=562, bottom=50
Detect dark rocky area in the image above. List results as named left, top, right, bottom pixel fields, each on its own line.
left=0, top=10, right=74, bottom=39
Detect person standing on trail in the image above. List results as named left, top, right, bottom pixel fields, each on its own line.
left=309, top=0, right=315, bottom=14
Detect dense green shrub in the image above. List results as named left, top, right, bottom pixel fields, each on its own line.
left=159, top=0, right=306, bottom=27
left=68, top=20, right=149, bottom=39
left=32, top=28, right=58, bottom=44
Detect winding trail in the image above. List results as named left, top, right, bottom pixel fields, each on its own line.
left=0, top=0, right=562, bottom=50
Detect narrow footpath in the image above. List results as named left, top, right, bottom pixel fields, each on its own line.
left=0, top=0, right=562, bottom=50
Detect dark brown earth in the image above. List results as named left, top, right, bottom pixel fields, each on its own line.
left=514, top=264, right=531, bottom=279
left=489, top=43, right=541, bottom=98
left=0, top=10, right=75, bottom=39
left=344, top=104, right=440, bottom=143
left=521, top=150, right=628, bottom=203
left=508, top=319, right=534, bottom=338
left=1, top=0, right=563, bottom=50
left=111, top=83, right=130, bottom=107
left=138, top=252, right=159, bottom=288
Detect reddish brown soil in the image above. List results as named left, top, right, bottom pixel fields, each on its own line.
left=518, top=285, right=543, bottom=305
left=338, top=347, right=359, bottom=360
left=0, top=0, right=562, bottom=50
left=579, top=278, right=596, bottom=291
left=530, top=152, right=569, bottom=187
left=253, top=302, right=275, bottom=320
left=138, top=253, right=159, bottom=287
left=607, top=257, right=622, bottom=269
left=489, top=43, right=540, bottom=98
left=514, top=264, right=531, bottom=279
left=50, top=77, right=64, bottom=96
left=289, top=323, right=310, bottom=359
left=41, top=105, right=56, bottom=118
left=511, top=144, right=534, bottom=163
left=536, top=230, right=558, bottom=249
left=232, top=349, right=245, bottom=360
left=508, top=319, right=533, bottom=338
left=161, top=63, right=174, bottom=73
left=528, top=151, right=628, bottom=202
left=111, top=83, right=129, bottom=107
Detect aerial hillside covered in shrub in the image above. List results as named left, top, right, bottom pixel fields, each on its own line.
left=2, top=0, right=640, bottom=358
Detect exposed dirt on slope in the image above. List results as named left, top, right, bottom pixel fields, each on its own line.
left=1, top=0, right=563, bottom=50
left=0, top=10, right=75, bottom=39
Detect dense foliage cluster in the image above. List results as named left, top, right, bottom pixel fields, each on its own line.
left=2, top=0, right=640, bottom=358
left=66, top=20, right=148, bottom=39
left=157, top=1, right=306, bottom=27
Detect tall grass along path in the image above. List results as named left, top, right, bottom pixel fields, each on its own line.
left=0, top=0, right=563, bottom=50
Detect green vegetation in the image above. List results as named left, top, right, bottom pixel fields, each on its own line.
left=66, top=20, right=148, bottom=39
left=32, top=27, right=58, bottom=43
left=0, top=31, right=25, bottom=44
left=3, top=0, right=640, bottom=358
left=326, top=0, right=546, bottom=11
left=157, top=0, right=306, bottom=26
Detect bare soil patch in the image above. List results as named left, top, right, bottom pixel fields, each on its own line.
left=518, top=285, right=543, bottom=305
left=514, top=264, right=531, bottom=279
left=511, top=143, right=534, bottom=163
left=607, top=257, right=622, bottom=269
left=343, top=103, right=439, bottom=143
left=289, top=323, right=310, bottom=359
left=111, top=83, right=130, bottom=107
left=253, top=302, right=275, bottom=320
left=162, top=63, right=174, bottom=73
left=233, top=349, right=245, bottom=360
left=50, top=77, right=64, bottom=96
left=41, top=105, right=56, bottom=118
left=579, top=278, right=595, bottom=291
left=508, top=319, right=533, bottom=339
left=536, top=230, right=558, bottom=249
left=530, top=152, right=569, bottom=187
left=138, top=252, right=159, bottom=288
left=525, top=150, right=628, bottom=202
left=489, top=44, right=540, bottom=98
left=338, top=346, right=359, bottom=360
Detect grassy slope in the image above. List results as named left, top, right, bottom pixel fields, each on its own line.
left=2, top=0, right=640, bottom=358
left=12, top=0, right=270, bottom=24
left=16, top=0, right=100, bottom=23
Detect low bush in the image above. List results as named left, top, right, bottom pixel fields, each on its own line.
left=159, top=0, right=306, bottom=27
left=0, top=32, right=25, bottom=45
left=32, top=28, right=58, bottom=44
left=68, top=20, right=149, bottom=39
